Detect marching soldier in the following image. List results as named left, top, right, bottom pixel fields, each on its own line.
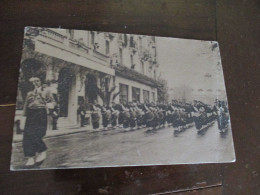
left=129, top=104, right=137, bottom=129
left=77, top=102, right=86, bottom=127
left=91, top=101, right=101, bottom=130
left=101, top=106, right=111, bottom=130
left=110, top=102, right=119, bottom=129
left=122, top=103, right=130, bottom=130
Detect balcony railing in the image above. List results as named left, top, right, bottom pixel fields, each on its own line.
left=40, top=28, right=67, bottom=43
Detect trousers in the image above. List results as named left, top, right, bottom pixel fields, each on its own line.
left=23, top=108, right=47, bottom=157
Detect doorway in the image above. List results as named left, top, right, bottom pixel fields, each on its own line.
left=58, top=68, right=76, bottom=117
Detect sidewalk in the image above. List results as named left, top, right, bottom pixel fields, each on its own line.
left=12, top=125, right=103, bottom=143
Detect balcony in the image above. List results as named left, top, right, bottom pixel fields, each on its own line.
left=39, top=28, right=66, bottom=44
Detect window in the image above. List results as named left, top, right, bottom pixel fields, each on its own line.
left=119, top=48, right=123, bottom=65
left=152, top=46, right=156, bottom=57
left=139, top=37, right=142, bottom=52
left=119, top=84, right=128, bottom=104
left=130, top=36, right=135, bottom=47
left=143, top=90, right=150, bottom=103
left=123, top=34, right=128, bottom=47
left=130, top=55, right=135, bottom=69
left=141, top=61, right=144, bottom=74
left=152, top=92, right=155, bottom=102
left=106, top=40, right=110, bottom=55
left=132, top=87, right=140, bottom=103
left=68, top=30, right=74, bottom=39
left=91, top=31, right=95, bottom=45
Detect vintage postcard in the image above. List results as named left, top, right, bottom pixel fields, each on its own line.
left=11, top=27, right=235, bottom=170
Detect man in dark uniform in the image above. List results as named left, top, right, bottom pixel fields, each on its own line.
left=129, top=103, right=137, bottom=129
left=91, top=101, right=101, bottom=129
left=101, top=105, right=111, bottom=130
left=122, top=103, right=130, bottom=130
left=110, top=102, right=119, bottom=129
left=77, top=102, right=86, bottom=127
left=50, top=104, right=59, bottom=130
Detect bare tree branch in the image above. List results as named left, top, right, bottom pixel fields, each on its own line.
left=112, top=91, right=120, bottom=101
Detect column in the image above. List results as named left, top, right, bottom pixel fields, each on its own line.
left=140, top=88, right=144, bottom=103
left=128, top=85, right=132, bottom=102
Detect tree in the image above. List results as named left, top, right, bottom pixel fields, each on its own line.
left=157, top=77, right=169, bottom=103
left=96, top=74, right=120, bottom=106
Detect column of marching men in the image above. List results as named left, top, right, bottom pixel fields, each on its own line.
left=79, top=99, right=229, bottom=133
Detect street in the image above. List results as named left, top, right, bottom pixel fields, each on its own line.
left=11, top=121, right=235, bottom=170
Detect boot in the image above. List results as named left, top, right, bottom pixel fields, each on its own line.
left=36, top=151, right=47, bottom=163
left=25, top=157, right=35, bottom=166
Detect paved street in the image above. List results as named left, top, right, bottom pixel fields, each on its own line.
left=11, top=121, right=235, bottom=170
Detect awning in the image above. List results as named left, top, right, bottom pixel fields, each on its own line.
left=114, top=65, right=160, bottom=88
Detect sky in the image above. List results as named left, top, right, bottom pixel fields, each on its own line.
left=156, top=37, right=227, bottom=102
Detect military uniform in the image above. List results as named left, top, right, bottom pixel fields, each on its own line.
left=91, top=104, right=100, bottom=129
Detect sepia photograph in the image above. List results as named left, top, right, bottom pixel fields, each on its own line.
left=11, top=27, right=235, bottom=170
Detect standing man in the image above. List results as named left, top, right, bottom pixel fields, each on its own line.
left=78, top=102, right=86, bottom=127
left=91, top=100, right=101, bottom=130
left=51, top=104, right=59, bottom=130
left=23, top=77, right=55, bottom=166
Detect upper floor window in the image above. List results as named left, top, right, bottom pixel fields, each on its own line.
left=68, top=30, right=74, bottom=39
left=138, top=37, right=143, bottom=52
left=152, top=46, right=156, bottom=57
left=130, top=36, right=135, bottom=48
left=106, top=40, right=110, bottom=55
left=130, top=55, right=135, bottom=69
left=91, top=32, right=95, bottom=45
left=139, top=37, right=142, bottom=52
left=141, top=61, right=144, bottom=74
left=119, top=48, right=123, bottom=65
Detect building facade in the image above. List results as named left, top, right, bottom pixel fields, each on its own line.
left=16, top=27, right=159, bottom=127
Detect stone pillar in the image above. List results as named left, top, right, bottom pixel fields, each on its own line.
left=46, top=64, right=53, bottom=81
left=140, top=88, right=144, bottom=103
left=128, top=85, right=132, bottom=103
left=97, top=77, right=103, bottom=105
left=68, top=74, right=77, bottom=125
left=155, top=88, right=158, bottom=102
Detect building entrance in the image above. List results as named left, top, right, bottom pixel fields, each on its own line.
left=85, top=73, right=98, bottom=104
left=58, top=68, right=75, bottom=117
